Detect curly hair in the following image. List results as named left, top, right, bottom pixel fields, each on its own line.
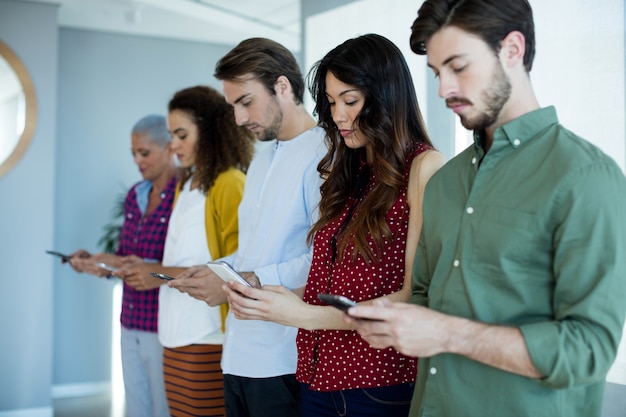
left=168, top=85, right=255, bottom=193
left=307, top=34, right=433, bottom=263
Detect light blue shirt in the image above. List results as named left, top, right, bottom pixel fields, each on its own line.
left=220, top=126, right=326, bottom=377
left=133, top=180, right=159, bottom=263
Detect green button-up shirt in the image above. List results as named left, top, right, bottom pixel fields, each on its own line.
left=410, top=106, right=626, bottom=417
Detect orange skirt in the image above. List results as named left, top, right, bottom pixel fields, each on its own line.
left=163, top=344, right=225, bottom=417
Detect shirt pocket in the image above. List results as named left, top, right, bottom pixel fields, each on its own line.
left=471, top=205, right=538, bottom=280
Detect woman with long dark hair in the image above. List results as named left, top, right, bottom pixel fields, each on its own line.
left=224, top=34, right=445, bottom=416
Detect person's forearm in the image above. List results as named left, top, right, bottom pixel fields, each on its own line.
left=383, top=285, right=412, bottom=303
left=296, top=304, right=355, bottom=331
left=444, top=316, right=542, bottom=378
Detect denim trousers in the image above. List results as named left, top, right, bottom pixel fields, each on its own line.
left=120, top=327, right=170, bottom=417
left=301, top=382, right=414, bottom=417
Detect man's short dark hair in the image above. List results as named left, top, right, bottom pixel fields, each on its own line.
left=410, top=0, right=536, bottom=72
left=214, top=37, right=305, bottom=104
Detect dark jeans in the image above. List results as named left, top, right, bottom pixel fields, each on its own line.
left=301, top=382, right=414, bottom=417
left=223, top=374, right=300, bottom=417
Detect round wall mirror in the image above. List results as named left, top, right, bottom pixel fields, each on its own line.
left=0, top=41, right=37, bottom=178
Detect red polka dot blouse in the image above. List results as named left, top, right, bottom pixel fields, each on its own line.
left=296, top=143, right=430, bottom=391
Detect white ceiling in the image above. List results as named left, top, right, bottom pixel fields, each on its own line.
left=23, top=0, right=301, bottom=51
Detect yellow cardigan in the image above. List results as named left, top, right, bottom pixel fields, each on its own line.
left=174, top=168, right=246, bottom=332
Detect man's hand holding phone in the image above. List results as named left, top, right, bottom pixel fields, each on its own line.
left=318, top=293, right=386, bottom=324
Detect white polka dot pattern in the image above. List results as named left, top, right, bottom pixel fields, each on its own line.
left=296, top=144, right=430, bottom=391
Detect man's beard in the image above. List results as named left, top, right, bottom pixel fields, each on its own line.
left=257, top=97, right=283, bottom=142
left=458, top=61, right=512, bottom=131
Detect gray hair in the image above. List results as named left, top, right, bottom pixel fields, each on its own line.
left=131, top=114, right=170, bottom=147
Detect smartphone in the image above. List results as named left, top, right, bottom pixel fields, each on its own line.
left=150, top=272, right=175, bottom=281
left=46, top=250, right=71, bottom=262
left=96, top=262, right=118, bottom=272
left=317, top=293, right=358, bottom=312
left=206, top=261, right=252, bottom=287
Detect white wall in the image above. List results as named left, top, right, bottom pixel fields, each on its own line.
left=532, top=0, right=625, bottom=171
left=0, top=1, right=58, bottom=415
left=305, top=0, right=428, bottom=122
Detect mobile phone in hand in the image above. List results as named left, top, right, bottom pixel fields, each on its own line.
left=317, top=293, right=357, bottom=312
left=96, top=262, right=118, bottom=272
left=150, top=272, right=175, bottom=281
left=46, top=250, right=71, bottom=262
left=206, top=261, right=252, bottom=287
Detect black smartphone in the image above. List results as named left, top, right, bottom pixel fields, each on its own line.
left=150, top=272, right=175, bottom=281
left=46, top=250, right=72, bottom=262
left=317, top=293, right=358, bottom=312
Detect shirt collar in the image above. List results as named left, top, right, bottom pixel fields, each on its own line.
left=473, top=106, right=559, bottom=152
left=135, top=180, right=153, bottom=215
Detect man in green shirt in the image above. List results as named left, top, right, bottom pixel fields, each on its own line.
left=348, top=1, right=626, bottom=416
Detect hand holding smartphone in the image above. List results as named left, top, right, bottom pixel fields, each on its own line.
left=206, top=261, right=252, bottom=287
left=46, top=250, right=71, bottom=262
left=317, top=293, right=357, bottom=312
left=96, top=262, right=118, bottom=272
left=150, top=272, right=175, bottom=281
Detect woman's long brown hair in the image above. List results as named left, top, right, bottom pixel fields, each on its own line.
left=307, top=34, right=433, bottom=263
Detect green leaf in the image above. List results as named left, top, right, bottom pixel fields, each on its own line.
left=98, top=184, right=127, bottom=254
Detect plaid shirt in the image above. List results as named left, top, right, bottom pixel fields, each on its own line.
left=116, top=176, right=177, bottom=332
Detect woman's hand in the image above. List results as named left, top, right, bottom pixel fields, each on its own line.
left=115, top=262, right=163, bottom=291
left=168, top=265, right=228, bottom=306
left=223, top=283, right=305, bottom=327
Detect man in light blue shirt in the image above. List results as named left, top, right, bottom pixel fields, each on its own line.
left=171, top=38, right=325, bottom=417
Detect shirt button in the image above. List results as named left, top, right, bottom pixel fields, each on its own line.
left=129, top=303, right=134, bottom=309
left=513, top=138, right=521, bottom=147
left=160, top=217, right=166, bottom=223
left=430, top=367, right=437, bottom=375
left=127, top=213, right=133, bottom=219
left=453, top=259, right=460, bottom=267
left=466, top=207, right=474, bottom=214
left=471, top=157, right=477, bottom=165
left=160, top=192, right=166, bottom=199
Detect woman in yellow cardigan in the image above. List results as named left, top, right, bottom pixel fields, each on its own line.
left=116, top=85, right=255, bottom=416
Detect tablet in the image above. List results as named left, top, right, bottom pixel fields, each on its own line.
left=206, top=261, right=252, bottom=287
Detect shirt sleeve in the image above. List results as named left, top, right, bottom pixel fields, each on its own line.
left=520, top=161, right=626, bottom=388
left=209, top=170, right=245, bottom=259
left=255, top=154, right=323, bottom=289
left=410, top=227, right=430, bottom=307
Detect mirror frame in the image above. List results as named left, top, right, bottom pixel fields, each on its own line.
left=0, top=41, right=37, bottom=178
